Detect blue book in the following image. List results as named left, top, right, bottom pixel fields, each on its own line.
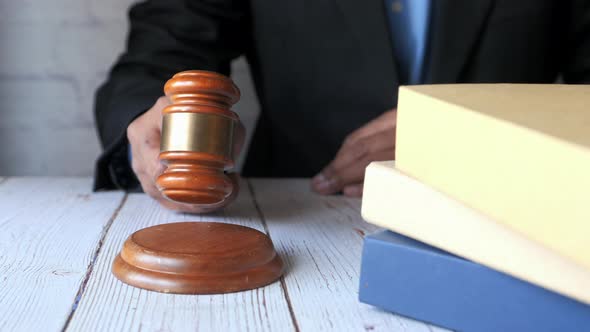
left=359, top=231, right=590, bottom=332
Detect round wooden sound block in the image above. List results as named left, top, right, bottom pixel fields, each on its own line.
left=112, top=222, right=284, bottom=294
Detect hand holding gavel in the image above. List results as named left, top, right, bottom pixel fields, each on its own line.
left=127, top=71, right=245, bottom=213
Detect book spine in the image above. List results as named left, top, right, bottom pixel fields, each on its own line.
left=361, top=161, right=590, bottom=305
left=359, top=231, right=590, bottom=332
left=395, top=86, right=590, bottom=270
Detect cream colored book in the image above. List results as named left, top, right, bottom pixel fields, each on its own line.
left=362, top=161, right=590, bottom=305
left=395, top=84, right=590, bottom=271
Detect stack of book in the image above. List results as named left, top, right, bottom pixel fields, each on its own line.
left=359, top=84, right=590, bottom=331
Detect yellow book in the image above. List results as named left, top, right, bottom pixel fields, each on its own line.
left=362, top=161, right=590, bottom=305
left=395, top=84, right=590, bottom=270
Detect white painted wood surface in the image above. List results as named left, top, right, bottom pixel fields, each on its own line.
left=66, top=180, right=295, bottom=332
left=250, top=179, right=449, bottom=332
left=0, top=178, right=446, bottom=332
left=0, top=178, right=124, bottom=332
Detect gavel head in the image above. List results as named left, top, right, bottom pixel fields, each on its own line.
left=156, top=70, right=240, bottom=206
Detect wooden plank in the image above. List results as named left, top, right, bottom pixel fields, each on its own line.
left=0, top=178, right=125, bottom=332
left=249, top=179, right=450, bottom=332
left=67, top=180, right=295, bottom=332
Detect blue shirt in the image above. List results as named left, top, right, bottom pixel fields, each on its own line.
left=385, top=0, right=432, bottom=85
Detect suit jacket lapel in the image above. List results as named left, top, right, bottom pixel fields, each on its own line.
left=332, top=0, right=494, bottom=100
left=425, top=0, right=494, bottom=83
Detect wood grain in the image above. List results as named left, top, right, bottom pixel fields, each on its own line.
left=0, top=178, right=125, bottom=332
left=157, top=71, right=241, bottom=206
left=112, top=222, right=284, bottom=294
left=249, top=179, right=450, bottom=332
left=67, top=180, right=295, bottom=331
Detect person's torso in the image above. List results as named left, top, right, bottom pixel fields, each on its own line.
left=242, top=0, right=566, bottom=177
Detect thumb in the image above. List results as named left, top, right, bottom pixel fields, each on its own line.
left=150, top=96, right=171, bottom=132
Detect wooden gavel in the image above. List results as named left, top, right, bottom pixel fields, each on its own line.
left=156, top=71, right=240, bottom=206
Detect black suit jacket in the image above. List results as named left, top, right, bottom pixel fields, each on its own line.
left=93, top=0, right=590, bottom=191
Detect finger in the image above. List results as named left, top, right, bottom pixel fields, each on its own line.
left=343, top=183, right=364, bottom=197
left=144, top=141, right=164, bottom=181
left=316, top=111, right=396, bottom=183
left=313, top=129, right=395, bottom=192
left=313, top=148, right=394, bottom=195
left=323, top=128, right=396, bottom=176
left=135, top=169, right=163, bottom=201
left=313, top=160, right=366, bottom=195
left=334, top=148, right=394, bottom=185
left=132, top=135, right=164, bottom=188
left=345, top=109, right=397, bottom=144
left=131, top=151, right=159, bottom=193
left=133, top=153, right=164, bottom=202
left=127, top=97, right=169, bottom=176
left=152, top=96, right=171, bottom=129
left=135, top=114, right=165, bottom=180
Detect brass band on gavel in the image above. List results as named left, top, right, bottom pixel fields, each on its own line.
left=156, top=70, right=241, bottom=205
left=160, top=112, right=235, bottom=160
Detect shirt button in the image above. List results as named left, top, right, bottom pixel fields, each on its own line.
left=392, top=1, right=403, bottom=13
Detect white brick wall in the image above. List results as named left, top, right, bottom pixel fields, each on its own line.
left=0, top=0, right=259, bottom=176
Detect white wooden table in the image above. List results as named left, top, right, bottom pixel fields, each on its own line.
left=0, top=177, right=449, bottom=332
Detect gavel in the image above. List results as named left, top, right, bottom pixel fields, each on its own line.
left=156, top=71, right=240, bottom=207
left=113, top=70, right=284, bottom=295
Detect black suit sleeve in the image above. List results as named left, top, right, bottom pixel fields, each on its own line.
left=93, top=0, right=250, bottom=191
left=562, top=0, right=590, bottom=83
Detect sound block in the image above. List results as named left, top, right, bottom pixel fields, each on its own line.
left=112, top=222, right=284, bottom=294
